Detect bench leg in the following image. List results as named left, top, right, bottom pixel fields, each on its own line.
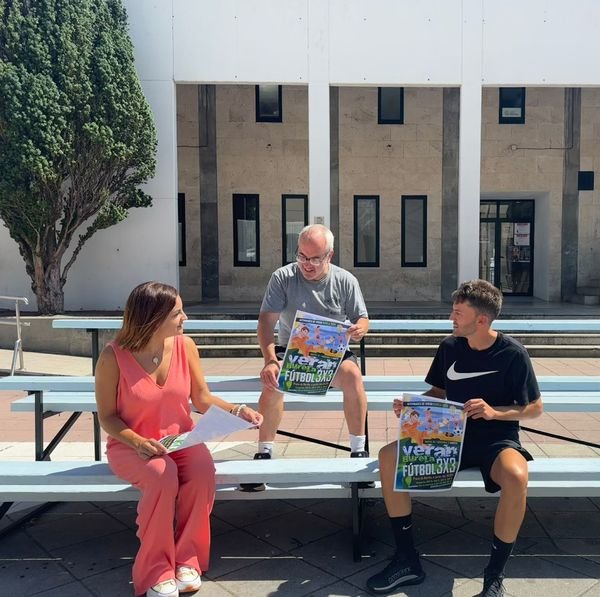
left=351, top=483, right=362, bottom=562
left=41, top=412, right=82, bottom=461
left=93, top=413, right=101, bottom=461
left=0, top=502, right=55, bottom=539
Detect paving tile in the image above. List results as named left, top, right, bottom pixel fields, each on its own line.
left=307, top=580, right=372, bottom=596
left=291, top=528, right=388, bottom=578
left=244, top=509, right=343, bottom=553
left=418, top=529, right=492, bottom=576
left=502, top=555, right=599, bottom=597
left=212, top=555, right=338, bottom=597
left=535, top=510, right=600, bottom=539
left=528, top=496, right=598, bottom=512
left=25, top=510, right=129, bottom=550
left=212, top=498, right=298, bottom=528
left=32, top=580, right=95, bottom=596
left=521, top=537, right=600, bottom=578
left=206, top=528, right=284, bottom=578
left=49, top=529, right=137, bottom=580
left=80, top=563, right=135, bottom=596
left=0, top=558, right=76, bottom=596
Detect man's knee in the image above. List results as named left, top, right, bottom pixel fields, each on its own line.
left=336, top=360, right=364, bottom=391
left=493, top=456, right=529, bottom=496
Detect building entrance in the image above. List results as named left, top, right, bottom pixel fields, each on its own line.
left=479, top=200, right=534, bottom=296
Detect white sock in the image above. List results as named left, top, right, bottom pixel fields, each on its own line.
left=349, top=434, right=366, bottom=453
left=258, top=441, right=274, bottom=456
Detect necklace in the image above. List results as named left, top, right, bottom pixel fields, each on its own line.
left=152, top=355, right=160, bottom=365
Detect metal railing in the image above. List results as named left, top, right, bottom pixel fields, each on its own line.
left=0, top=296, right=30, bottom=375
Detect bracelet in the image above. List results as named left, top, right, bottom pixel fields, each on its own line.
left=264, top=359, right=280, bottom=369
left=231, top=403, right=247, bottom=418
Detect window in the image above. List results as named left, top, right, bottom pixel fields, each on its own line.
left=256, top=85, right=282, bottom=122
left=499, top=88, right=525, bottom=124
left=177, top=193, right=186, bottom=267
left=402, top=196, right=427, bottom=267
left=354, top=196, right=380, bottom=267
left=233, top=194, right=260, bottom=266
left=378, top=87, right=404, bottom=124
left=282, top=195, right=308, bottom=265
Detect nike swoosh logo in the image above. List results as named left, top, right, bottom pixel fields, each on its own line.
left=402, top=525, right=412, bottom=530
left=447, top=362, right=498, bottom=381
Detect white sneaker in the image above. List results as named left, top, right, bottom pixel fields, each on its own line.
left=175, top=566, right=202, bottom=593
left=146, top=578, right=178, bottom=597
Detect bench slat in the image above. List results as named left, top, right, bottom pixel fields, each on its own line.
left=10, top=390, right=600, bottom=413
left=3, top=374, right=600, bottom=392
left=2, top=458, right=600, bottom=500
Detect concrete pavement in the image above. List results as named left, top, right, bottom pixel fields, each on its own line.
left=1, top=353, right=600, bottom=596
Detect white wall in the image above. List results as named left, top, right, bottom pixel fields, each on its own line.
left=0, top=0, right=179, bottom=310
left=3, top=0, right=600, bottom=309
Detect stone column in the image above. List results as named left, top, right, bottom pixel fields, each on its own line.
left=442, top=88, right=460, bottom=299
left=198, top=84, right=219, bottom=301
left=561, top=87, right=581, bottom=300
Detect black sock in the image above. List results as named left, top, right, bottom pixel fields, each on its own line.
left=487, top=535, right=514, bottom=575
left=389, top=514, right=416, bottom=558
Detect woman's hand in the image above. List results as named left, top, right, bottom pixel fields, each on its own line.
left=238, top=406, right=263, bottom=427
left=134, top=437, right=168, bottom=460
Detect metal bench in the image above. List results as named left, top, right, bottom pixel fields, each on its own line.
left=51, top=317, right=600, bottom=374
left=2, top=457, right=600, bottom=561
left=3, top=374, right=600, bottom=462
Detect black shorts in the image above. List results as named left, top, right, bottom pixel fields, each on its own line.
left=274, top=345, right=358, bottom=366
left=459, top=438, right=533, bottom=494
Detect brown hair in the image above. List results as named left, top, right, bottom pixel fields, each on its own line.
left=115, top=281, right=178, bottom=351
left=451, top=279, right=502, bottom=322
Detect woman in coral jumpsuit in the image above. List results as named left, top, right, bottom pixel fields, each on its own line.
left=95, top=281, right=262, bottom=597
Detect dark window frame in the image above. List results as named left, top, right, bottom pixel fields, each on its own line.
left=177, top=192, right=187, bottom=267
left=255, top=84, right=283, bottom=123
left=401, top=195, right=427, bottom=267
left=353, top=195, right=380, bottom=267
left=378, top=87, right=404, bottom=124
left=233, top=193, right=260, bottom=267
left=499, top=87, right=526, bottom=124
left=281, top=194, right=308, bottom=266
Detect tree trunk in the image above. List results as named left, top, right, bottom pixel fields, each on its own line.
left=33, top=257, right=65, bottom=314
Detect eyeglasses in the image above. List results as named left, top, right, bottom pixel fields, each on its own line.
left=295, top=251, right=331, bottom=266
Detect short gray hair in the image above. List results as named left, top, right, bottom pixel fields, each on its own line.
left=298, top=224, right=334, bottom=253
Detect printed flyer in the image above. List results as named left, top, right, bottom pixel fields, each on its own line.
left=277, top=310, right=351, bottom=395
left=159, top=406, right=255, bottom=453
left=394, top=393, right=466, bottom=492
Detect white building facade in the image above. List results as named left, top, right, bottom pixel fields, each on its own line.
left=2, top=0, right=600, bottom=309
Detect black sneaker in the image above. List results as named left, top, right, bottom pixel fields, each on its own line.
left=239, top=452, right=270, bottom=492
left=366, top=552, right=425, bottom=594
left=351, top=450, right=374, bottom=488
left=474, top=569, right=505, bottom=597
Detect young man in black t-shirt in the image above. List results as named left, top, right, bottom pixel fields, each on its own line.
left=366, top=280, right=543, bottom=597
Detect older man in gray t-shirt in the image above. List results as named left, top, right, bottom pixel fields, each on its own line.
left=240, top=224, right=370, bottom=491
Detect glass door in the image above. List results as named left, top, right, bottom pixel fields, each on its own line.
left=479, top=200, right=534, bottom=296
left=479, top=222, right=496, bottom=286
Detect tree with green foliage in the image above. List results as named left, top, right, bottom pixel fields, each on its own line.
left=0, top=0, right=157, bottom=314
